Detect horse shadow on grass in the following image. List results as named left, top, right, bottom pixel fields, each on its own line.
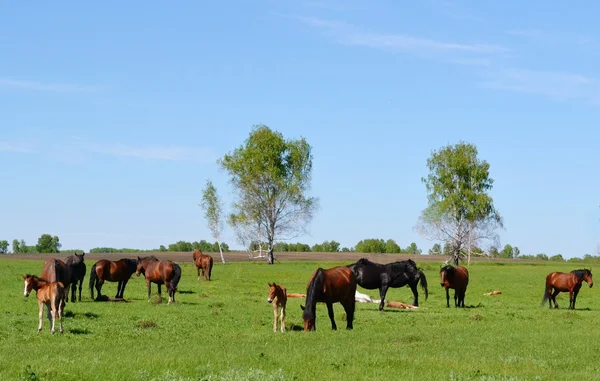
left=288, top=323, right=304, bottom=332
left=178, top=290, right=195, bottom=295
left=93, top=295, right=130, bottom=303
left=69, top=328, right=91, bottom=335
left=63, top=311, right=100, bottom=319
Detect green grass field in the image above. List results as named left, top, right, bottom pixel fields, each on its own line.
left=1, top=259, right=599, bottom=381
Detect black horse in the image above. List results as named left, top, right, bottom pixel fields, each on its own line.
left=347, top=258, right=428, bottom=311
left=64, top=252, right=87, bottom=302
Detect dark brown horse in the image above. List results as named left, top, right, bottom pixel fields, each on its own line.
left=542, top=269, right=593, bottom=310
left=440, top=265, right=469, bottom=308
left=89, top=258, right=138, bottom=300
left=136, top=256, right=182, bottom=304
left=40, top=258, right=71, bottom=304
left=192, top=249, right=213, bottom=281
left=65, top=253, right=86, bottom=302
left=300, top=266, right=357, bottom=331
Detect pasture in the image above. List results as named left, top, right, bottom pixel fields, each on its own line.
left=1, top=257, right=599, bottom=380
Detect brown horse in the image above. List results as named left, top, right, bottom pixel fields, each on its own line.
left=440, top=265, right=469, bottom=308
left=65, top=253, right=86, bottom=302
left=22, top=274, right=65, bottom=334
left=267, top=282, right=287, bottom=333
left=192, top=249, right=213, bottom=281
left=40, top=258, right=71, bottom=303
left=300, top=266, right=357, bottom=331
left=136, top=256, right=182, bottom=304
left=89, top=258, right=138, bottom=300
left=542, top=269, right=593, bottom=310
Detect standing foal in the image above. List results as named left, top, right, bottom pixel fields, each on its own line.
left=267, top=282, right=287, bottom=333
left=22, top=274, right=65, bottom=334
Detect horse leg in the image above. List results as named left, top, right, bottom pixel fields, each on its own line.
left=147, top=280, right=152, bottom=302
left=551, top=290, right=560, bottom=309
left=116, top=281, right=122, bottom=299
left=569, top=289, right=575, bottom=310
left=96, top=279, right=104, bottom=300
left=280, top=305, right=286, bottom=333
left=78, top=279, right=83, bottom=302
left=343, top=300, right=355, bottom=330
left=326, top=302, right=337, bottom=330
left=454, top=291, right=458, bottom=307
left=445, top=287, right=450, bottom=308
left=409, top=282, right=419, bottom=307
left=120, top=279, right=129, bottom=299
left=197, top=265, right=201, bottom=281
left=72, top=282, right=77, bottom=303
left=165, top=282, right=172, bottom=304
left=157, top=283, right=162, bottom=303
left=273, top=305, right=278, bottom=332
left=46, top=301, right=54, bottom=334
left=379, top=285, right=389, bottom=311
left=58, top=295, right=64, bottom=334
left=37, top=301, right=44, bottom=333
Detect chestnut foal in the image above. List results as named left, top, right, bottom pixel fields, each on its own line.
left=22, top=274, right=65, bottom=334
left=267, top=282, right=287, bottom=333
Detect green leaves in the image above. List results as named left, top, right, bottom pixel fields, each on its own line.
left=35, top=234, right=61, bottom=254
left=417, top=141, right=503, bottom=265
left=219, top=125, right=318, bottom=263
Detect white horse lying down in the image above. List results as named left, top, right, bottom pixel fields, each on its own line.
left=355, top=290, right=382, bottom=304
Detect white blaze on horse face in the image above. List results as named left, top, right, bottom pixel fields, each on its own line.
left=23, top=280, right=30, bottom=296
left=267, top=297, right=273, bottom=303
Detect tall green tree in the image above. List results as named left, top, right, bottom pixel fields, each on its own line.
left=416, top=142, right=503, bottom=265
left=429, top=243, right=442, bottom=255
left=385, top=239, right=401, bottom=254
left=219, top=125, right=319, bottom=265
left=200, top=179, right=226, bottom=263
left=404, top=242, right=422, bottom=255
left=500, top=244, right=514, bottom=258
left=12, top=239, right=20, bottom=254
left=0, top=240, right=8, bottom=254
left=36, top=234, right=61, bottom=253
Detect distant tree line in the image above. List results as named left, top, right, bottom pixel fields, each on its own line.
left=1, top=234, right=62, bottom=254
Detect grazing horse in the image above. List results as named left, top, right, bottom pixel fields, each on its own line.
left=136, top=256, right=182, bottom=304
left=542, top=269, right=593, bottom=310
left=440, top=265, right=469, bottom=308
left=300, top=266, right=357, bottom=331
left=347, top=258, right=428, bottom=311
left=22, top=274, right=65, bottom=334
left=192, top=249, right=213, bottom=281
left=65, top=253, right=86, bottom=302
left=89, top=258, right=138, bottom=300
left=40, top=258, right=71, bottom=304
left=267, top=282, right=287, bottom=333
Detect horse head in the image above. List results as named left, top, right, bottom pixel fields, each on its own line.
left=135, top=256, right=145, bottom=277
left=440, top=265, right=454, bottom=286
left=22, top=274, right=36, bottom=297
left=267, top=282, right=278, bottom=303
left=300, top=305, right=315, bottom=331
left=584, top=269, right=594, bottom=288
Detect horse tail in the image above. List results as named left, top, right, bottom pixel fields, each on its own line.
left=89, top=263, right=97, bottom=299
left=171, top=263, right=182, bottom=293
left=418, top=270, right=429, bottom=300
left=541, top=287, right=549, bottom=306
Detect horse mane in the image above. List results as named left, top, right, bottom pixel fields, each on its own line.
left=571, top=269, right=591, bottom=279
left=440, top=265, right=455, bottom=276
left=355, top=258, right=376, bottom=266
left=303, top=269, right=325, bottom=320
left=389, top=260, right=418, bottom=276
left=140, top=255, right=159, bottom=262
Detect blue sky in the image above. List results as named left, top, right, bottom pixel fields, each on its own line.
left=1, top=1, right=599, bottom=257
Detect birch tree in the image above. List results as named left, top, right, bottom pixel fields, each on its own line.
left=415, top=142, right=503, bottom=265
left=200, top=179, right=226, bottom=263
left=219, top=125, right=319, bottom=265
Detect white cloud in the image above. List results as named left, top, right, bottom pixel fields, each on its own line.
left=0, top=142, right=35, bottom=153
left=0, top=78, right=106, bottom=93
left=294, top=16, right=507, bottom=58
left=482, top=68, right=599, bottom=102
left=88, top=142, right=216, bottom=163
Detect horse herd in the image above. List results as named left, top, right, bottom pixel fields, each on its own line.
left=19, top=252, right=594, bottom=334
